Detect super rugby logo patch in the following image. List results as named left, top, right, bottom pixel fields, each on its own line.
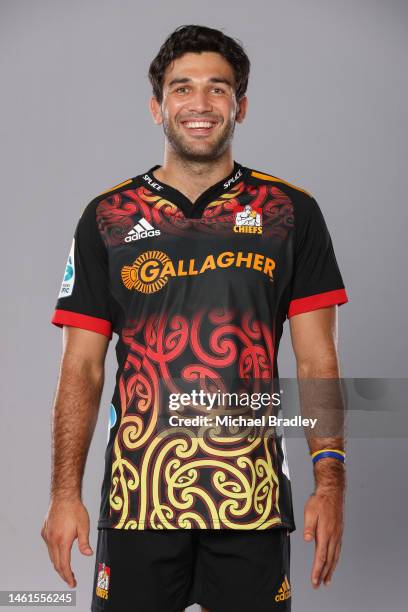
left=58, top=238, right=75, bottom=298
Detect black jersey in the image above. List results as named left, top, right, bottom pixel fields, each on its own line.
left=51, top=161, right=348, bottom=531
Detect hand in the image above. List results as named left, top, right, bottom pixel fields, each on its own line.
left=303, top=487, right=344, bottom=588
left=41, top=498, right=93, bottom=588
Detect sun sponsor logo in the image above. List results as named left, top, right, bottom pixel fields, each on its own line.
left=121, top=249, right=276, bottom=294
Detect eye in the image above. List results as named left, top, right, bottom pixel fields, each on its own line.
left=212, top=87, right=225, bottom=94
left=175, top=86, right=189, bottom=94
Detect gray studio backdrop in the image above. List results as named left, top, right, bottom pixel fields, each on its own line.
left=1, top=0, right=407, bottom=610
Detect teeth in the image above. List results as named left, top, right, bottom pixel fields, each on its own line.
left=184, top=121, right=214, bottom=129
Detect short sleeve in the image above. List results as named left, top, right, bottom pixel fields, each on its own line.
left=287, top=196, right=349, bottom=318
left=51, top=201, right=113, bottom=339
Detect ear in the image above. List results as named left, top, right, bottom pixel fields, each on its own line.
left=150, top=96, right=163, bottom=125
left=235, top=95, right=248, bottom=123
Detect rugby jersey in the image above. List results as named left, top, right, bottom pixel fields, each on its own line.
left=51, top=161, right=348, bottom=531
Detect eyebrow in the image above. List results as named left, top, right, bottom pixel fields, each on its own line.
left=167, top=76, right=233, bottom=88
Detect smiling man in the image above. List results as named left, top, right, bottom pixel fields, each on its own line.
left=42, top=25, right=349, bottom=612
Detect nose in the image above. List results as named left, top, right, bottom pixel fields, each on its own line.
left=187, top=88, right=213, bottom=114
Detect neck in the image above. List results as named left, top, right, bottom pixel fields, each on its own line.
left=153, top=148, right=235, bottom=203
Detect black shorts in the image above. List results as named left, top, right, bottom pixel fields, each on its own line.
left=91, top=527, right=291, bottom=612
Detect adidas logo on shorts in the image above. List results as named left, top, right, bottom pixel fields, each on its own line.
left=274, top=575, right=291, bottom=602
left=124, top=218, right=161, bottom=242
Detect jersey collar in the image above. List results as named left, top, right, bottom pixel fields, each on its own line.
left=138, top=160, right=249, bottom=219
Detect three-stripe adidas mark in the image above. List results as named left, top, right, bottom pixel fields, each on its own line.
left=274, top=575, right=291, bottom=602
left=124, top=218, right=161, bottom=243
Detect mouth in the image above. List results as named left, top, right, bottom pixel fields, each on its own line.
left=180, top=119, right=218, bottom=136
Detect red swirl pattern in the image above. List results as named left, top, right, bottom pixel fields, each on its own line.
left=109, top=308, right=282, bottom=529
left=96, top=182, right=294, bottom=246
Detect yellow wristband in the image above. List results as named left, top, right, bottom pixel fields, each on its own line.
left=310, top=448, right=346, bottom=459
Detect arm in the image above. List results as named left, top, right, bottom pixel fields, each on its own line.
left=289, top=305, right=346, bottom=589
left=41, top=326, right=109, bottom=588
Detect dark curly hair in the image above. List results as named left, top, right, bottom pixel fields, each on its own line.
left=148, top=25, right=250, bottom=104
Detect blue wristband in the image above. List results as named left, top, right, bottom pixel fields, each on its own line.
left=311, top=450, right=346, bottom=464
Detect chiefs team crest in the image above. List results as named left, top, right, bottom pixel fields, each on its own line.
left=96, top=562, right=110, bottom=600
left=233, top=204, right=263, bottom=234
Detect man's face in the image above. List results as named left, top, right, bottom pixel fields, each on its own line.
left=150, top=51, right=247, bottom=162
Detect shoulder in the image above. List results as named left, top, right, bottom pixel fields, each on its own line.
left=78, top=175, right=136, bottom=220
left=246, top=166, right=314, bottom=200
left=246, top=166, right=324, bottom=227
left=244, top=167, right=333, bottom=245
left=95, top=177, right=135, bottom=198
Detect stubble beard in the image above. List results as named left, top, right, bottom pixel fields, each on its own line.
left=162, top=114, right=236, bottom=163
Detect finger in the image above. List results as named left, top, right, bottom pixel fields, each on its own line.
left=41, top=522, right=51, bottom=547
left=45, top=531, right=69, bottom=587
left=48, top=539, right=61, bottom=581
left=311, top=526, right=329, bottom=588
left=42, top=526, right=58, bottom=567
left=47, top=532, right=76, bottom=588
left=323, top=540, right=342, bottom=585
left=58, top=541, right=76, bottom=588
left=304, top=504, right=318, bottom=542
left=321, top=532, right=338, bottom=585
left=77, top=521, right=93, bottom=555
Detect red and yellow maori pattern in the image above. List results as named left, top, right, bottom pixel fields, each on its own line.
left=96, top=182, right=294, bottom=246
left=109, top=308, right=284, bottom=530
left=96, top=186, right=185, bottom=246
left=202, top=182, right=294, bottom=239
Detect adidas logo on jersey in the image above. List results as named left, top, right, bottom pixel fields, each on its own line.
left=274, top=575, right=291, bottom=602
left=124, top=218, right=161, bottom=242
